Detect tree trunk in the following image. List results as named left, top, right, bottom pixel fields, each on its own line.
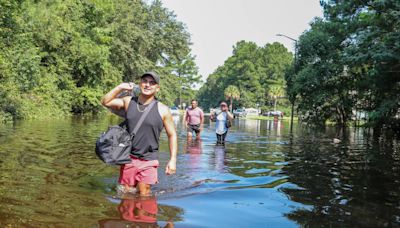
left=230, top=97, right=233, bottom=112
left=178, top=74, right=182, bottom=109
left=179, top=88, right=182, bottom=109
left=290, top=101, right=294, bottom=132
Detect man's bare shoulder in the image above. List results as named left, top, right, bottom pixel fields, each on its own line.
left=157, top=102, right=170, bottom=114
left=157, top=102, right=172, bottom=120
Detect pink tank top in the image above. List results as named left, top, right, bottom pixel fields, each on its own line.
left=186, top=107, right=204, bottom=125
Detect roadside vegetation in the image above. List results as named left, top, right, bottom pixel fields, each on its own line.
left=0, top=0, right=200, bottom=123
left=199, top=0, right=399, bottom=133
left=287, top=0, right=399, bottom=132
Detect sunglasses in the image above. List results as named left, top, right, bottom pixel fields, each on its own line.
left=220, top=104, right=227, bottom=107
left=141, top=78, right=157, bottom=86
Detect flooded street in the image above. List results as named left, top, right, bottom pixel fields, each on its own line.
left=0, top=115, right=399, bottom=227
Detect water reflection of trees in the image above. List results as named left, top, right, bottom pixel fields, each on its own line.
left=0, top=116, right=186, bottom=226
left=281, top=128, right=400, bottom=227
left=236, top=119, right=261, bottom=133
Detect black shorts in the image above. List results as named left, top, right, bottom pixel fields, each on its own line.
left=188, top=124, right=201, bottom=134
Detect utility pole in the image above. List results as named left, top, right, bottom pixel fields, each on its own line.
left=277, top=34, right=298, bottom=132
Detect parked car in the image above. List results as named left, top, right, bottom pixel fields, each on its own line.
left=233, top=109, right=246, bottom=118
left=245, top=108, right=260, bottom=116
left=263, top=110, right=283, bottom=117
left=170, top=107, right=180, bottom=115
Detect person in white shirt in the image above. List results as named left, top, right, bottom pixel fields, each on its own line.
left=210, top=101, right=234, bottom=145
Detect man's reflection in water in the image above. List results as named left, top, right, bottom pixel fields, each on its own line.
left=186, top=138, right=203, bottom=154
left=99, top=195, right=173, bottom=228
left=185, top=138, right=203, bottom=171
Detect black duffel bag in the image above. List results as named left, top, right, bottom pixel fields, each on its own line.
left=95, top=100, right=156, bottom=165
left=95, top=121, right=133, bottom=165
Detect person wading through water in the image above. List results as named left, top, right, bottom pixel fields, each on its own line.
left=210, top=101, right=234, bottom=145
left=101, top=72, right=177, bottom=196
left=185, top=99, right=204, bottom=140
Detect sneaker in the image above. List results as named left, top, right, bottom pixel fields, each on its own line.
left=116, top=185, right=137, bottom=195
left=127, top=186, right=137, bottom=194
left=116, top=184, right=127, bottom=195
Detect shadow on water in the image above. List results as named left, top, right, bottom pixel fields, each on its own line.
left=0, top=115, right=399, bottom=227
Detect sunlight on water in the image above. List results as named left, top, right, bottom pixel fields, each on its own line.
left=0, top=115, right=399, bottom=227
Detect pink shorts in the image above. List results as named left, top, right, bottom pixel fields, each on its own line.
left=119, top=156, right=159, bottom=186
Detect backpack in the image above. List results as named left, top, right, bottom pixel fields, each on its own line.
left=95, top=100, right=156, bottom=165
left=226, top=119, right=232, bottom=128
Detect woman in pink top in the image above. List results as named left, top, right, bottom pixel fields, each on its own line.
left=185, top=99, right=204, bottom=139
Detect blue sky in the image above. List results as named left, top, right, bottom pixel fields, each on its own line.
left=161, top=0, right=324, bottom=82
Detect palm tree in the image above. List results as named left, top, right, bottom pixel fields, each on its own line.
left=224, top=85, right=240, bottom=112
left=268, top=86, right=284, bottom=111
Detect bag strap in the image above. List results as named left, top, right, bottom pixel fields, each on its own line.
left=131, top=99, right=157, bottom=136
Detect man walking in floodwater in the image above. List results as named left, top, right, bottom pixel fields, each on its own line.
left=101, top=72, right=177, bottom=196
left=185, top=99, right=204, bottom=139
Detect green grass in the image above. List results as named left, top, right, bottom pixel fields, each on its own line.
left=244, top=115, right=299, bottom=121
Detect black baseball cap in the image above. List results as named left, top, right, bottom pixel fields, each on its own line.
left=141, top=71, right=160, bottom=84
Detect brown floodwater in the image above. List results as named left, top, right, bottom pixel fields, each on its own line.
left=0, top=115, right=399, bottom=227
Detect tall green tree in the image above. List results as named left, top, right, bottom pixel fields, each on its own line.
left=224, top=85, right=240, bottom=112
left=323, top=0, right=400, bottom=130
left=198, top=41, right=292, bottom=111
left=0, top=0, right=197, bottom=122
left=290, top=0, right=399, bottom=131
left=268, top=85, right=284, bottom=111
left=170, top=54, right=201, bottom=108
left=293, top=18, right=352, bottom=125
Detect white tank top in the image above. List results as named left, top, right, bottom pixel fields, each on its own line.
left=215, top=112, right=228, bottom=134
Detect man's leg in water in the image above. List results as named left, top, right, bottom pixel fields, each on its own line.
left=119, top=158, right=158, bottom=194
left=187, top=125, right=193, bottom=139
left=118, top=163, right=138, bottom=194
left=135, top=159, right=159, bottom=195
left=195, top=128, right=201, bottom=139
left=137, top=182, right=151, bottom=196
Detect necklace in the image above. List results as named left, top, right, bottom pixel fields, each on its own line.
left=136, top=102, right=148, bottom=112
left=136, top=97, right=154, bottom=112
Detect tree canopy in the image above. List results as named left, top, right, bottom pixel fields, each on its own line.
left=197, top=41, right=293, bottom=110
left=224, top=85, right=240, bottom=112
left=0, top=0, right=199, bottom=122
left=288, top=0, right=400, bottom=131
